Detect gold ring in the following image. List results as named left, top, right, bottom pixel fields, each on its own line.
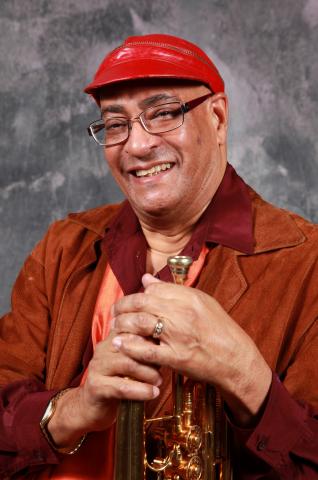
left=152, top=318, right=164, bottom=339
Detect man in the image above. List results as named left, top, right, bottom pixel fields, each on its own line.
left=0, top=33, right=317, bottom=479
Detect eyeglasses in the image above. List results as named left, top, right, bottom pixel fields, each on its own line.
left=87, top=92, right=213, bottom=147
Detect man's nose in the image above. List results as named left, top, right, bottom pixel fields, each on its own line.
left=124, top=119, right=159, bottom=157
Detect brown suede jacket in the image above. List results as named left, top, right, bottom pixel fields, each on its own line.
left=1, top=187, right=318, bottom=478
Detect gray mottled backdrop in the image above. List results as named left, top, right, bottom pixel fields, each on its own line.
left=1, top=0, right=318, bottom=314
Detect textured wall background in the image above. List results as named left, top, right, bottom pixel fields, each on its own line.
left=1, top=0, right=317, bottom=314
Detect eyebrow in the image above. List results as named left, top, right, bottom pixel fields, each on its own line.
left=138, top=93, right=178, bottom=109
left=101, top=93, right=179, bottom=117
left=101, top=105, right=125, bottom=116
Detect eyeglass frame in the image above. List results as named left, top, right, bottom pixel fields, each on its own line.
left=87, top=92, right=214, bottom=147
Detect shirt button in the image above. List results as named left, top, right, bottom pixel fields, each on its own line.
left=257, top=439, right=267, bottom=451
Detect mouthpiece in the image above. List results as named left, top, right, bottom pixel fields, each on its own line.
left=167, top=255, right=193, bottom=285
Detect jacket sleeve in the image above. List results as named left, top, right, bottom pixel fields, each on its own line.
left=231, top=375, right=318, bottom=479
left=251, top=310, right=318, bottom=479
left=0, top=250, right=50, bottom=385
left=0, top=380, right=60, bottom=478
left=0, top=244, right=61, bottom=477
left=244, top=302, right=318, bottom=479
left=231, top=233, right=318, bottom=479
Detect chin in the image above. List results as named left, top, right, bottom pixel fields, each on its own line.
left=134, top=199, right=175, bottom=218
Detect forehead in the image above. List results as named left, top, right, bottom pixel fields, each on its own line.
left=99, top=79, right=208, bottom=108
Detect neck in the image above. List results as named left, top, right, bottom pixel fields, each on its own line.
left=140, top=202, right=209, bottom=274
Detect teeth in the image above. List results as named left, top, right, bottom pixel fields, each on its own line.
left=136, top=163, right=172, bottom=177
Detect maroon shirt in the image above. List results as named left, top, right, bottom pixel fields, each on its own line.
left=1, top=164, right=318, bottom=479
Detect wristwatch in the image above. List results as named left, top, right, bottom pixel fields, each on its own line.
left=40, top=388, right=86, bottom=455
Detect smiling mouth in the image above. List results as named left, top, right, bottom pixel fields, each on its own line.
left=135, top=163, right=173, bottom=177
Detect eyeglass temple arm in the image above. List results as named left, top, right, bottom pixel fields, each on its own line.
left=183, top=92, right=214, bottom=113
left=87, top=123, right=105, bottom=136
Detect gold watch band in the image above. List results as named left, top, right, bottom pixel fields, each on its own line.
left=40, top=388, right=86, bottom=455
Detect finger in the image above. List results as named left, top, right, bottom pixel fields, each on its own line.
left=112, top=295, right=188, bottom=345
left=112, top=296, right=186, bottom=345
left=112, top=291, right=175, bottom=318
left=91, top=343, right=162, bottom=386
left=144, top=281, right=188, bottom=299
left=87, top=374, right=160, bottom=401
left=112, top=282, right=196, bottom=317
left=142, top=273, right=162, bottom=288
left=113, top=312, right=160, bottom=337
left=112, top=334, right=172, bottom=368
left=94, top=332, right=124, bottom=354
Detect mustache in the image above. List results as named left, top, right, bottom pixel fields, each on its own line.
left=122, top=148, right=176, bottom=165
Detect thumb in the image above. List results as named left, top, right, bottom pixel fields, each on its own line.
left=142, top=273, right=162, bottom=289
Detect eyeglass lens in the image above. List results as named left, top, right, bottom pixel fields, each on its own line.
left=91, top=102, right=184, bottom=146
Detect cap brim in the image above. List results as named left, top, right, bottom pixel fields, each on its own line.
left=84, top=58, right=211, bottom=95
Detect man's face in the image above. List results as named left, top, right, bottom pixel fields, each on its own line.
left=100, top=80, right=228, bottom=224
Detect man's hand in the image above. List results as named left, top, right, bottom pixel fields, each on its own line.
left=47, top=331, right=161, bottom=448
left=111, top=274, right=272, bottom=426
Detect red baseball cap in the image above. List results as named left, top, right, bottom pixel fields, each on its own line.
left=84, top=34, right=224, bottom=103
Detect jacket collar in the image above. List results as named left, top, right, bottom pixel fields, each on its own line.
left=68, top=203, right=121, bottom=237
left=239, top=188, right=306, bottom=255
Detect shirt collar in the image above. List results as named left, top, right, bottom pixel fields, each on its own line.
left=205, top=163, right=254, bottom=253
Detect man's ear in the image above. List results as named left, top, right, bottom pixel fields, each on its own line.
left=208, top=92, right=228, bottom=145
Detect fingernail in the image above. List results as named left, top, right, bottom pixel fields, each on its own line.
left=112, top=336, right=122, bottom=350
left=152, top=386, right=160, bottom=398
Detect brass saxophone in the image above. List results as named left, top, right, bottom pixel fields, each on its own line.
left=115, top=256, right=232, bottom=480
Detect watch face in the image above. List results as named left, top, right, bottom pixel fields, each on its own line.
left=39, top=394, right=87, bottom=455
left=40, top=399, right=55, bottom=426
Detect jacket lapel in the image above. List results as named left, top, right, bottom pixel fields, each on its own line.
left=242, top=190, right=306, bottom=256
left=198, top=191, right=306, bottom=314
left=197, top=246, right=248, bottom=313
